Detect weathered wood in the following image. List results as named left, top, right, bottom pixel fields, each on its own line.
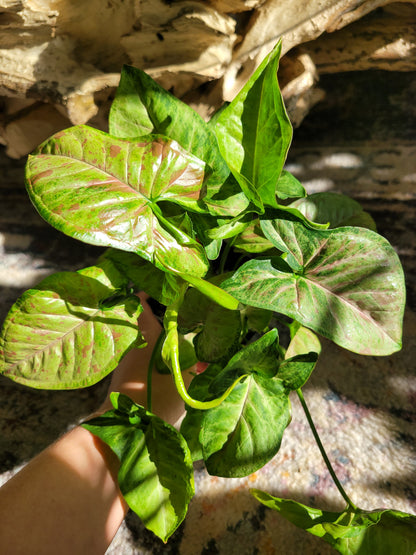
left=304, top=3, right=416, bottom=73
left=221, top=0, right=416, bottom=100
left=1, top=0, right=415, bottom=157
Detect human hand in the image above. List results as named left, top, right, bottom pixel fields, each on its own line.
left=99, top=293, right=192, bottom=426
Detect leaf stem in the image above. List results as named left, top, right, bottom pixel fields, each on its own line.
left=163, top=292, right=245, bottom=410
left=296, top=388, right=358, bottom=511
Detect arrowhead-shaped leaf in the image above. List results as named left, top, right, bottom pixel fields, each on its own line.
left=0, top=264, right=143, bottom=388
left=251, top=491, right=416, bottom=555
left=25, top=125, right=209, bottom=276
left=109, top=65, right=248, bottom=216
left=223, top=215, right=405, bottom=355
left=181, top=332, right=293, bottom=477
left=202, top=373, right=290, bottom=477
left=212, top=41, right=292, bottom=210
left=83, top=393, right=195, bottom=542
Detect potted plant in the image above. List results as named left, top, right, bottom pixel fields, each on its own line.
left=1, top=42, right=415, bottom=553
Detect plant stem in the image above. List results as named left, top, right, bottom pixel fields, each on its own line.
left=296, top=388, right=358, bottom=511
left=146, top=330, right=165, bottom=412
left=163, top=293, right=245, bottom=410
left=219, top=235, right=237, bottom=275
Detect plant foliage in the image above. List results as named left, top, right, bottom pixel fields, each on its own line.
left=0, top=41, right=412, bottom=552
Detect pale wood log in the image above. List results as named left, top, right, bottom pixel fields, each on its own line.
left=279, top=50, right=325, bottom=128
left=208, top=0, right=266, bottom=12
left=220, top=0, right=416, bottom=101
left=1, top=0, right=415, bottom=157
left=304, top=4, right=416, bottom=73
left=0, top=102, right=71, bottom=158
left=120, top=1, right=237, bottom=96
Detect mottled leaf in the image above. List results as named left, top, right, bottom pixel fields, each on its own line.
left=285, top=324, right=321, bottom=360
left=109, top=65, right=248, bottom=216
left=222, top=216, right=405, bottom=355
left=26, top=125, right=209, bottom=276
left=0, top=264, right=143, bottom=388
left=233, top=219, right=275, bottom=253
left=83, top=393, right=194, bottom=542
left=276, top=353, right=318, bottom=391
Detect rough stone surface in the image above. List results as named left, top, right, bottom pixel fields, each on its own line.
left=0, top=70, right=415, bottom=553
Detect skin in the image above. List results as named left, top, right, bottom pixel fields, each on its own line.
left=0, top=294, right=192, bottom=554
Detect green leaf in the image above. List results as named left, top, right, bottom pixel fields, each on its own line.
left=285, top=324, right=321, bottom=359
left=211, top=328, right=280, bottom=380
left=276, top=170, right=306, bottom=200
left=266, top=205, right=330, bottom=231
left=223, top=216, right=405, bottom=355
left=193, top=303, right=241, bottom=363
left=100, top=248, right=183, bottom=306
left=26, top=125, right=209, bottom=277
left=202, top=373, right=290, bottom=477
left=243, top=306, right=273, bottom=333
left=233, top=207, right=328, bottom=255
left=188, top=213, right=222, bottom=260
left=276, top=353, right=318, bottom=391
left=83, top=393, right=194, bottom=542
left=178, top=284, right=241, bottom=362
left=181, top=332, right=292, bottom=477
left=290, top=192, right=377, bottom=231
left=205, top=214, right=252, bottom=241
left=180, top=364, right=222, bottom=462
left=212, top=41, right=292, bottom=209
left=109, top=65, right=247, bottom=217
left=0, top=264, right=143, bottom=388
left=203, top=175, right=251, bottom=218
left=251, top=492, right=416, bottom=555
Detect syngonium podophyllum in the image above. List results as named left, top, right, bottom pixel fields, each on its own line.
left=1, top=42, right=414, bottom=550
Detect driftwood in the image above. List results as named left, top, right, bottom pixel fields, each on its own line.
left=304, top=3, right=416, bottom=74
left=1, top=0, right=415, bottom=157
